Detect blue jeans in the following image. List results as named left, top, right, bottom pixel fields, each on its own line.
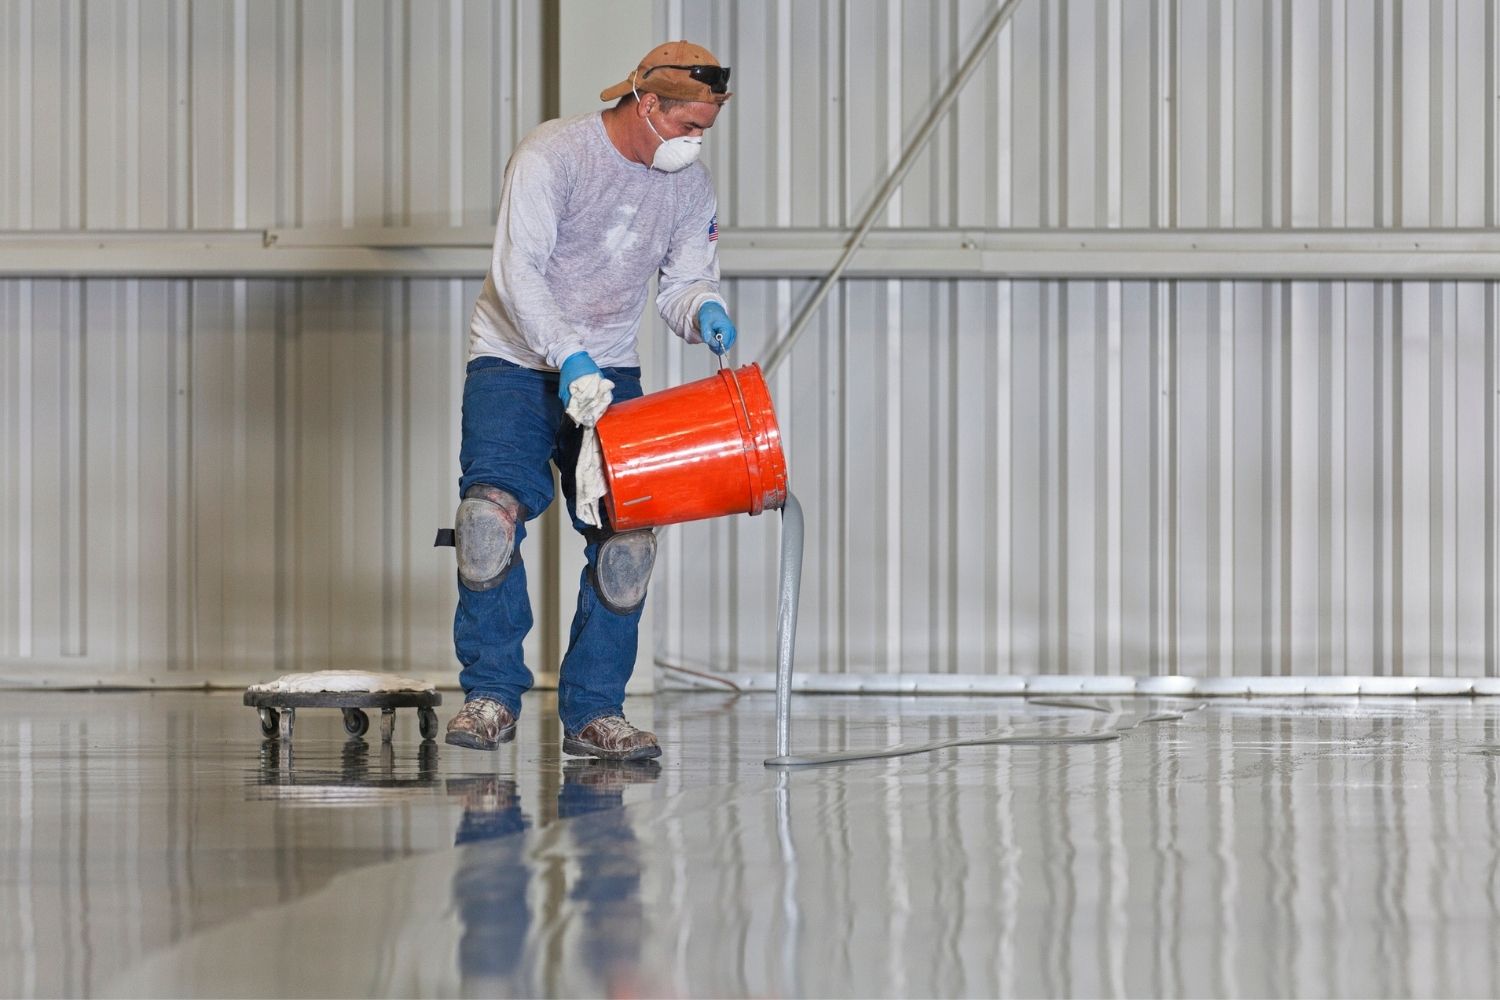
left=454, top=356, right=645, bottom=733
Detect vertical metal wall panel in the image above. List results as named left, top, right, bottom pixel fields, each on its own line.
left=654, top=0, right=1500, bottom=681
left=0, top=1, right=546, bottom=681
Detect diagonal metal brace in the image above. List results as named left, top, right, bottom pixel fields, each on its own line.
left=760, top=0, right=1024, bottom=376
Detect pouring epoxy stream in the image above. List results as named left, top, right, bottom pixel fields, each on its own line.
left=444, top=41, right=738, bottom=761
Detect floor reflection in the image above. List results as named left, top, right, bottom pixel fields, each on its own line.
left=8, top=692, right=1500, bottom=996
left=449, top=761, right=660, bottom=997
left=251, top=738, right=444, bottom=806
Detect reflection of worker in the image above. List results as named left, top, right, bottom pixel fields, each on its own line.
left=449, top=762, right=660, bottom=996
left=449, top=778, right=532, bottom=987
left=558, top=760, right=660, bottom=992
left=446, top=42, right=738, bottom=759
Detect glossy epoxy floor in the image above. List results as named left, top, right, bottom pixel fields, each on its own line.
left=5, top=692, right=1500, bottom=997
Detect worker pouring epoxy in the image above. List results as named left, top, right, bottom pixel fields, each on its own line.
left=446, top=41, right=738, bottom=760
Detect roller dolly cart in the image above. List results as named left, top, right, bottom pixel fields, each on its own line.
left=244, top=688, right=443, bottom=743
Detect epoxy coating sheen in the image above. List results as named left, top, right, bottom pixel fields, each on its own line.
left=3, top=691, right=1500, bottom=997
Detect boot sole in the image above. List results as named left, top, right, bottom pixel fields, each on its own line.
left=444, top=726, right=516, bottom=751
left=562, top=736, right=662, bottom=761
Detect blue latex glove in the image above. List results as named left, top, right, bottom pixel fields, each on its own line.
left=697, top=301, right=737, bottom=356
left=557, top=351, right=602, bottom=406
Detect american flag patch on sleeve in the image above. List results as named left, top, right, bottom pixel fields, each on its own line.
left=708, top=216, right=719, bottom=242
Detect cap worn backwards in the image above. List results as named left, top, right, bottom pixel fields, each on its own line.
left=599, top=40, right=733, bottom=105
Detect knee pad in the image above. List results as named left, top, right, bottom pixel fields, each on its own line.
left=590, top=529, right=657, bottom=615
left=455, top=485, right=523, bottom=591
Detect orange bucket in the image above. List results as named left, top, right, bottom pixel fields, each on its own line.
left=596, top=363, right=788, bottom=531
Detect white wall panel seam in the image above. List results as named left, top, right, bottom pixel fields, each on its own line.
left=1, top=290, right=11, bottom=655
left=1321, top=0, right=1336, bottom=228
left=233, top=0, right=247, bottom=228
left=1431, top=0, right=1448, bottom=226
left=18, top=284, right=33, bottom=658
left=273, top=282, right=289, bottom=668
left=1218, top=0, right=1235, bottom=229
left=1377, top=0, right=1390, bottom=228
left=1052, top=0, right=1066, bottom=227
left=175, top=0, right=191, bottom=229
left=1490, top=0, right=1498, bottom=228
left=279, top=0, right=297, bottom=228
left=179, top=283, right=196, bottom=671
left=19, top=0, right=31, bottom=229
left=997, top=6, right=1011, bottom=227
left=826, top=282, right=841, bottom=672
left=1164, top=0, right=1178, bottom=228
left=337, top=0, right=352, bottom=227
left=1, top=5, right=11, bottom=226
left=1091, top=284, right=1108, bottom=676
left=1260, top=0, right=1276, bottom=226
left=1488, top=283, right=1497, bottom=676
left=1394, top=282, right=1408, bottom=676
left=386, top=0, right=399, bottom=226
left=997, top=280, right=1013, bottom=674
left=1106, top=280, right=1121, bottom=675
left=1381, top=282, right=1396, bottom=675
left=231, top=279, right=246, bottom=666
left=1088, top=0, right=1105, bottom=229
left=66, top=282, right=83, bottom=656
left=1331, top=285, right=1347, bottom=676
left=1167, top=281, right=1180, bottom=673
left=70, top=0, right=83, bottom=228
left=1218, top=282, right=1234, bottom=675
left=447, top=0, right=462, bottom=228
left=125, top=0, right=139, bottom=228
left=1320, top=283, right=1335, bottom=674
left=1443, top=282, right=1458, bottom=673
left=124, top=281, right=138, bottom=669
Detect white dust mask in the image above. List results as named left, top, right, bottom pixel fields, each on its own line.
left=633, top=79, right=703, bottom=172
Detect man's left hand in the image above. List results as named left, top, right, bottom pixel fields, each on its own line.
left=698, top=301, right=737, bottom=355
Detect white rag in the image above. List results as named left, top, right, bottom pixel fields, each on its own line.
left=564, top=373, right=614, bottom=528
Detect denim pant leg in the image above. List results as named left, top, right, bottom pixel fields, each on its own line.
left=453, top=357, right=564, bottom=717
left=553, top=367, right=645, bottom=733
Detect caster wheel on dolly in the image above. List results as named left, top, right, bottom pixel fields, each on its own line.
left=418, top=707, right=439, bottom=741
left=258, top=707, right=280, bottom=738
left=342, top=708, right=370, bottom=738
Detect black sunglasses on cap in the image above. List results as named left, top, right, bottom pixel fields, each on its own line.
left=643, top=63, right=732, bottom=94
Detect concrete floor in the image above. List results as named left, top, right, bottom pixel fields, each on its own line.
left=3, top=691, right=1500, bottom=997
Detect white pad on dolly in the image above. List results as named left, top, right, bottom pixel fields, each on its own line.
left=246, top=670, right=437, bottom=695
left=245, top=671, right=443, bottom=743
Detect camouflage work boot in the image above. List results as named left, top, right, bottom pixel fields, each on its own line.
left=444, top=697, right=517, bottom=751
left=562, top=715, right=662, bottom=761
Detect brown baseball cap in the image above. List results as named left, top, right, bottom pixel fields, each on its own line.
left=600, top=40, right=733, bottom=105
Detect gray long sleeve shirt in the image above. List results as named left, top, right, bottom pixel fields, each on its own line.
left=468, top=112, right=726, bottom=370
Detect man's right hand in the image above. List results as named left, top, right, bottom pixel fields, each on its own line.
left=558, top=351, right=603, bottom=406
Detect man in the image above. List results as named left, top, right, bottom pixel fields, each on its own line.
left=445, top=41, right=738, bottom=761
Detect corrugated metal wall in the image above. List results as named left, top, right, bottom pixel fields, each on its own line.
left=662, top=0, right=1500, bottom=680
left=4, top=0, right=1500, bottom=684
left=0, top=0, right=547, bottom=681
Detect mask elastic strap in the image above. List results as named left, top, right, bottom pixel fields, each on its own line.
left=631, top=71, right=667, bottom=144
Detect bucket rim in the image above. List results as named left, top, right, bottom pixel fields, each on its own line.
left=718, top=366, right=766, bottom=517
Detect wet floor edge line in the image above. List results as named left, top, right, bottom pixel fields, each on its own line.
left=765, top=704, right=1207, bottom=768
